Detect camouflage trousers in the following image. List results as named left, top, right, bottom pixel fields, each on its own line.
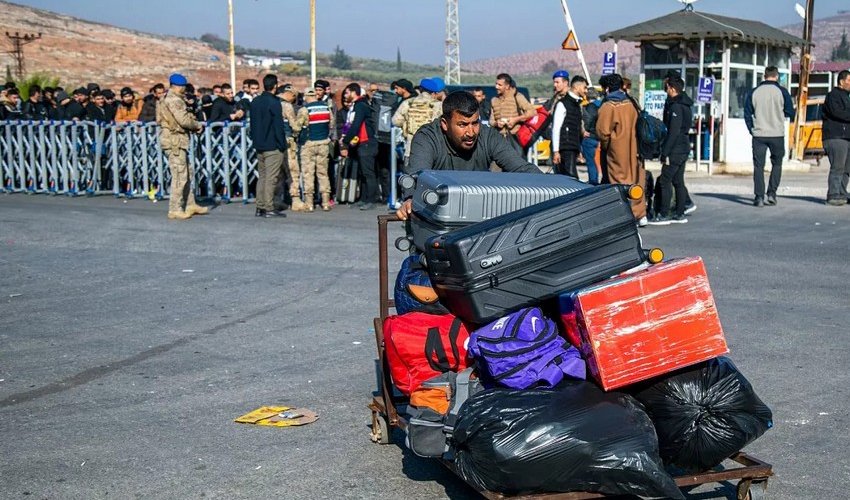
left=300, top=140, right=331, bottom=197
left=284, top=138, right=301, bottom=198
left=166, top=147, right=196, bottom=213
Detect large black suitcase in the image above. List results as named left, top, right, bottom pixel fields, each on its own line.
left=424, top=185, right=648, bottom=325
left=400, top=170, right=589, bottom=251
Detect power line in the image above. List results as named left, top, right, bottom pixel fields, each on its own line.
left=5, top=31, right=42, bottom=80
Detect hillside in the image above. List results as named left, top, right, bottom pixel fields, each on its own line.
left=465, top=10, right=850, bottom=77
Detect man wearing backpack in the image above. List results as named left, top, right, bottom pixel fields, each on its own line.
left=393, top=78, right=443, bottom=170
left=649, top=76, right=692, bottom=225
left=744, top=66, right=795, bottom=207
left=597, top=73, right=646, bottom=223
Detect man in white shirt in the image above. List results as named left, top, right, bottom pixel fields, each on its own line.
left=551, top=75, right=588, bottom=179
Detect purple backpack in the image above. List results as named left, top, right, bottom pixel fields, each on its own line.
left=468, top=307, right=586, bottom=390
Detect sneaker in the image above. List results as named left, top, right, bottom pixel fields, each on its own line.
left=359, top=202, right=375, bottom=211
left=765, top=194, right=777, bottom=206
left=684, top=203, right=697, bottom=215
left=255, top=208, right=266, bottom=217
left=637, top=216, right=648, bottom=227
left=826, top=198, right=847, bottom=206
left=647, top=215, right=673, bottom=226
left=268, top=210, right=287, bottom=218
left=753, top=197, right=764, bottom=207
left=670, top=214, right=688, bottom=224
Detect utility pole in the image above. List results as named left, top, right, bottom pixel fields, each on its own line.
left=793, top=0, right=814, bottom=161
left=227, top=0, right=236, bottom=91
left=310, top=0, right=317, bottom=85
left=4, top=31, right=41, bottom=80
left=559, top=0, right=590, bottom=82
left=445, top=0, right=460, bottom=84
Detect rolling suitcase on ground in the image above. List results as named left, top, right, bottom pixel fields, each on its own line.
left=335, top=157, right=359, bottom=204
left=399, top=170, right=589, bottom=251
left=424, top=185, right=652, bottom=325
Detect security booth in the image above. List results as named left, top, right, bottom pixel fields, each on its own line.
left=600, top=7, right=806, bottom=171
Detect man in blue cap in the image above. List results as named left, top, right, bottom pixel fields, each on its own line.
left=392, top=77, right=443, bottom=166
left=543, top=69, right=571, bottom=167
left=157, top=73, right=208, bottom=220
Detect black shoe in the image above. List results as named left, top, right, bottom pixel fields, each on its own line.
left=684, top=203, right=697, bottom=215
left=754, top=197, right=764, bottom=207
left=255, top=208, right=267, bottom=217
left=647, top=215, right=672, bottom=226
left=268, top=210, right=287, bottom=218
left=670, top=214, right=688, bottom=224
left=765, top=194, right=777, bottom=206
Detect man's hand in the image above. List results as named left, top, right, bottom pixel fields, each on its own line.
left=396, top=199, right=413, bottom=220
left=553, top=152, right=561, bottom=165
left=583, top=131, right=591, bottom=138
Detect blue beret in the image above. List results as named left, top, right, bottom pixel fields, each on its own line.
left=429, top=77, right=446, bottom=92
left=419, top=78, right=438, bottom=93
left=169, top=73, right=188, bottom=86
left=552, top=70, right=570, bottom=80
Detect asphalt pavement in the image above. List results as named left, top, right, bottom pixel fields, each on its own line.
left=1, top=170, right=848, bottom=499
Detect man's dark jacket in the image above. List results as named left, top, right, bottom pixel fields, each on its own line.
left=557, top=94, right=583, bottom=153
left=407, top=118, right=540, bottom=173
left=661, top=92, right=694, bottom=158
left=342, top=97, right=374, bottom=148
left=138, top=95, right=158, bottom=122
left=822, top=86, right=850, bottom=140
left=22, top=99, right=49, bottom=120
left=209, top=98, right=239, bottom=123
left=249, top=91, right=286, bottom=153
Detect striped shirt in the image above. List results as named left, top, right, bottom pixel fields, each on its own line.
left=305, top=101, right=331, bottom=141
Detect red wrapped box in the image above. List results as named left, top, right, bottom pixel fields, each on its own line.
left=558, top=257, right=728, bottom=391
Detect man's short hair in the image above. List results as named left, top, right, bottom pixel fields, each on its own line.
left=471, top=86, right=484, bottom=94
left=248, top=79, right=260, bottom=87
left=442, top=91, right=479, bottom=120
left=28, top=84, right=42, bottom=95
left=262, top=74, right=278, bottom=92
left=314, top=79, right=330, bottom=90
left=496, top=73, right=515, bottom=88
left=221, top=83, right=232, bottom=91
left=213, top=84, right=222, bottom=91
left=606, top=74, right=624, bottom=91
left=838, top=70, right=850, bottom=83
left=765, top=66, right=779, bottom=79
left=6, top=88, right=19, bottom=96
left=242, top=79, right=251, bottom=85
left=91, top=91, right=103, bottom=99
left=152, top=83, right=165, bottom=92
left=667, top=76, right=685, bottom=93
left=344, top=82, right=362, bottom=96
left=570, top=75, right=588, bottom=87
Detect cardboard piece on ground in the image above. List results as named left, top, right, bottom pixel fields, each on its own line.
left=234, top=406, right=319, bottom=427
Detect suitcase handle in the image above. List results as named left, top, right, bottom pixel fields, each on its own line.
left=518, top=228, right=571, bottom=255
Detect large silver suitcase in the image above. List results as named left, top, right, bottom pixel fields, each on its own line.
left=399, top=170, right=589, bottom=252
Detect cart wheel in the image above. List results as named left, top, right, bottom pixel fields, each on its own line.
left=737, top=479, right=768, bottom=500
left=370, top=412, right=391, bottom=445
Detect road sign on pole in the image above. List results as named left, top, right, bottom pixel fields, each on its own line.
left=697, top=77, right=714, bottom=103
left=602, top=52, right=616, bottom=75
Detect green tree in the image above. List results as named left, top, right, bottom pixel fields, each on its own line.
left=396, top=47, right=403, bottom=72
left=330, top=45, right=352, bottom=70
left=541, top=60, right=559, bottom=75
left=831, top=30, right=850, bottom=61
left=15, top=73, right=61, bottom=100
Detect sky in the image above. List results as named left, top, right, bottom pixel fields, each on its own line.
left=8, top=0, right=847, bottom=64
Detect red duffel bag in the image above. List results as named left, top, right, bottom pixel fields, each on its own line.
left=516, top=105, right=550, bottom=148
left=384, top=312, right=472, bottom=395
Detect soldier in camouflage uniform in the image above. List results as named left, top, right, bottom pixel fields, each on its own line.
left=297, top=88, right=335, bottom=211
left=392, top=78, right=443, bottom=165
left=274, top=84, right=303, bottom=211
left=157, top=73, right=208, bottom=220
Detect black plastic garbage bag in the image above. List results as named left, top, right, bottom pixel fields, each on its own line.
left=631, top=357, right=773, bottom=472
left=452, top=380, right=683, bottom=499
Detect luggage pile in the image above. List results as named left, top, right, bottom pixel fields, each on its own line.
left=383, top=171, right=773, bottom=498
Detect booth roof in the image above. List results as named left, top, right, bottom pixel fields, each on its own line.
left=600, top=9, right=807, bottom=48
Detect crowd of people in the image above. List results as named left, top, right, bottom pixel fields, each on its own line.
left=3, top=65, right=848, bottom=221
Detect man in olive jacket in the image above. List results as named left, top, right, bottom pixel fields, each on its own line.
left=157, top=74, right=208, bottom=220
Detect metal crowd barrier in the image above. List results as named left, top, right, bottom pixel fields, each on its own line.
left=0, top=120, right=257, bottom=203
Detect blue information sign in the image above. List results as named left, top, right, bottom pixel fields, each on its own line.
left=602, top=52, right=616, bottom=75
left=697, top=77, right=714, bottom=103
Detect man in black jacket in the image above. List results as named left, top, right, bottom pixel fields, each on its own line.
left=649, top=76, right=693, bottom=225
left=208, top=83, right=244, bottom=122
left=396, top=91, right=541, bottom=220
left=340, top=83, right=379, bottom=210
left=21, top=85, right=49, bottom=120
left=64, top=88, right=89, bottom=121
left=249, top=74, right=287, bottom=218
left=551, top=75, right=588, bottom=179
left=139, top=83, right=165, bottom=122
left=824, top=70, right=850, bottom=206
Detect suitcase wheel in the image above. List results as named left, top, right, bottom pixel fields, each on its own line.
left=628, top=184, right=644, bottom=201
left=646, top=247, right=664, bottom=264
left=370, top=411, right=391, bottom=445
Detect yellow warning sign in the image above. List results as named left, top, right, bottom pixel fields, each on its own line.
left=562, top=31, right=579, bottom=51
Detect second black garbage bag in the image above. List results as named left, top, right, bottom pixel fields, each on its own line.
left=451, top=380, right=684, bottom=499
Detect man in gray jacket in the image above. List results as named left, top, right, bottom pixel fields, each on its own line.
left=744, top=66, right=795, bottom=207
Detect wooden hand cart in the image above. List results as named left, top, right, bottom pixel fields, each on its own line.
left=367, top=214, right=774, bottom=500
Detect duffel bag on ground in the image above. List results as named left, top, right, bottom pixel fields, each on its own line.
left=468, top=307, right=585, bottom=389
left=384, top=312, right=471, bottom=395
left=630, top=356, right=773, bottom=472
